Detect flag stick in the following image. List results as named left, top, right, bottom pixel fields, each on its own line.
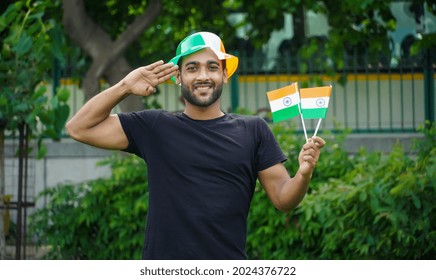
left=300, top=114, right=308, bottom=142
left=313, top=118, right=322, bottom=137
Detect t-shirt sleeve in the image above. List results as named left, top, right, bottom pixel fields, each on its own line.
left=117, top=109, right=160, bottom=157
left=255, top=117, right=287, bottom=171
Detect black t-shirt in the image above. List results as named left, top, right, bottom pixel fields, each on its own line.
left=118, top=110, right=286, bottom=259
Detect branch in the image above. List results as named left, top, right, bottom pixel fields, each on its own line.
left=62, top=0, right=163, bottom=104
left=63, top=0, right=163, bottom=79
left=116, top=0, right=163, bottom=52
left=61, top=0, right=112, bottom=59
left=94, top=0, right=163, bottom=78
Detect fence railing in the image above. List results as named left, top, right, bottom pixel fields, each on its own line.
left=58, top=51, right=435, bottom=134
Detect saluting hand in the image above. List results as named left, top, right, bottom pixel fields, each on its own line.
left=122, top=60, right=179, bottom=96
left=297, top=136, right=326, bottom=178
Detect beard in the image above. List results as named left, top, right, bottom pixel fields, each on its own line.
left=181, top=81, right=223, bottom=107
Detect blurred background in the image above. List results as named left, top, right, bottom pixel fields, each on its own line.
left=1, top=0, right=435, bottom=260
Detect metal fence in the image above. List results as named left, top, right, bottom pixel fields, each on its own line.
left=59, top=50, right=435, bottom=134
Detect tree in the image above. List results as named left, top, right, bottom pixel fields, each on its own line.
left=61, top=0, right=162, bottom=112
left=61, top=0, right=435, bottom=112
left=60, top=0, right=243, bottom=112
left=0, top=0, right=70, bottom=259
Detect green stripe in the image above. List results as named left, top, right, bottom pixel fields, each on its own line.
left=272, top=105, right=300, bottom=122
left=301, top=108, right=327, bottom=119
left=180, top=33, right=206, bottom=53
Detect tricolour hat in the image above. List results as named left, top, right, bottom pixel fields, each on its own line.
left=169, top=32, right=239, bottom=83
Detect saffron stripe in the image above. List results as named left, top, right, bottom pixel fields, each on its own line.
left=300, top=86, right=332, bottom=98
left=267, top=83, right=298, bottom=101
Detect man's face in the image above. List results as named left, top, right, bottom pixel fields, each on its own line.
left=177, top=48, right=228, bottom=107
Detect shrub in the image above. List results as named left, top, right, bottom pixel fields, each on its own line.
left=30, top=155, right=148, bottom=259
left=247, top=122, right=436, bottom=259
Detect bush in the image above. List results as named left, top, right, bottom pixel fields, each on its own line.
left=30, top=122, right=436, bottom=259
left=30, top=155, right=149, bottom=259
left=247, top=122, right=436, bottom=259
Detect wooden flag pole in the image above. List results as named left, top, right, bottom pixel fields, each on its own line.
left=313, top=118, right=322, bottom=137
left=300, top=114, right=308, bottom=142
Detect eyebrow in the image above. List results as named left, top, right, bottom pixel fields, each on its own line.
left=184, top=60, right=220, bottom=67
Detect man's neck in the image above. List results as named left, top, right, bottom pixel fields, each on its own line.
left=183, top=102, right=224, bottom=120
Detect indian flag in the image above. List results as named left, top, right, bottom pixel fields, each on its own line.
left=300, top=85, right=332, bottom=119
left=267, top=83, right=301, bottom=123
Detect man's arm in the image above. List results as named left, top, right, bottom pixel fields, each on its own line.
left=66, top=61, right=178, bottom=150
left=258, top=136, right=326, bottom=212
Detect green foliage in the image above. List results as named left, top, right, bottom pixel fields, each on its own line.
left=30, top=154, right=149, bottom=259
left=76, top=0, right=436, bottom=70
left=247, top=122, right=436, bottom=259
left=0, top=0, right=70, bottom=155
left=30, top=123, right=436, bottom=259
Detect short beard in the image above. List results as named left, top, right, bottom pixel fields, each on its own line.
left=181, top=82, right=223, bottom=107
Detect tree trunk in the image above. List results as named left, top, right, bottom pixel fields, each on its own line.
left=61, top=0, right=162, bottom=112
left=105, top=57, right=144, bottom=112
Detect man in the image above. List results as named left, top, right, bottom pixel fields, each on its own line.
left=66, top=31, right=326, bottom=260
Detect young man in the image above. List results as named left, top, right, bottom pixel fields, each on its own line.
left=66, top=31, right=326, bottom=260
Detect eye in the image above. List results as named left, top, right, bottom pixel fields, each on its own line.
left=186, top=65, right=197, bottom=72
left=209, top=64, right=220, bottom=71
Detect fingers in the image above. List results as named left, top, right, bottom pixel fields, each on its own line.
left=145, top=61, right=178, bottom=75
left=300, top=136, right=326, bottom=163
left=123, top=61, right=179, bottom=96
left=311, top=136, right=326, bottom=148
left=157, top=64, right=179, bottom=82
left=143, top=60, right=165, bottom=71
left=142, top=61, right=179, bottom=84
left=303, top=136, right=326, bottom=150
left=301, top=153, right=318, bottom=164
left=297, top=136, right=326, bottom=177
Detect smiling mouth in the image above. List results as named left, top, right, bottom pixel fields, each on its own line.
left=193, top=83, right=213, bottom=90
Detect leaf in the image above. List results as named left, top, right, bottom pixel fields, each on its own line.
left=37, top=142, right=48, bottom=159
left=28, top=11, right=44, bottom=21
left=56, top=87, right=70, bottom=102
left=0, top=2, right=21, bottom=33
left=411, top=194, right=421, bottom=209
left=39, top=110, right=53, bottom=124
left=13, top=32, right=33, bottom=56
left=14, top=102, right=29, bottom=112
left=305, top=207, right=312, bottom=222
left=54, top=104, right=70, bottom=133
left=43, top=127, right=59, bottom=139
left=50, top=95, right=59, bottom=109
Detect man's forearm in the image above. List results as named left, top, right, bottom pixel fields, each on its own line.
left=66, top=81, right=130, bottom=137
left=278, top=171, right=311, bottom=213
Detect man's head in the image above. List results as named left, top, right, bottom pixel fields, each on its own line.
left=169, top=32, right=238, bottom=83
left=169, top=32, right=238, bottom=108
left=177, top=48, right=226, bottom=107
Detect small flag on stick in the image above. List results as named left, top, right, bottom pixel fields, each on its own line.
left=266, top=83, right=301, bottom=123
left=300, top=85, right=332, bottom=119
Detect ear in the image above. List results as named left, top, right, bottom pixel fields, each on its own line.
left=223, top=68, right=228, bottom=84
left=175, top=70, right=182, bottom=85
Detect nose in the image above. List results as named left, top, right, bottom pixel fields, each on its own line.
left=196, top=66, right=209, bottom=80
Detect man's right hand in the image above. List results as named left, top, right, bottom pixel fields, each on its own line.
left=66, top=60, right=178, bottom=150
left=123, top=60, right=179, bottom=96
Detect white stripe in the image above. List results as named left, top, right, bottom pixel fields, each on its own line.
left=301, top=97, right=330, bottom=109
left=269, top=92, right=301, bottom=112
left=201, top=32, right=221, bottom=55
